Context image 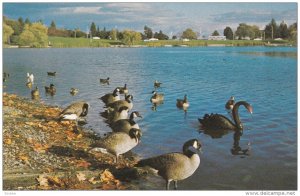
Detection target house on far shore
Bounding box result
[182,38,190,42]
[92,37,100,40]
[208,35,226,40]
[144,38,159,42]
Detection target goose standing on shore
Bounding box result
[110,111,142,133]
[59,101,89,125]
[198,101,253,131]
[31,86,39,99]
[90,128,142,163]
[136,139,202,190]
[106,106,129,124]
[106,94,134,112]
[100,88,120,105]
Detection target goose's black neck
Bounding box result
[183,140,197,158]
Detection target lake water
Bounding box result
[3,46,297,190]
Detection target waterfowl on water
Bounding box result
[118,84,128,95]
[45,84,56,95]
[27,73,34,84]
[100,88,120,105]
[3,72,9,82]
[26,82,33,89]
[176,94,189,109]
[90,128,142,163]
[59,101,89,125]
[135,139,202,190]
[100,77,110,85]
[70,88,79,96]
[154,80,162,88]
[47,72,56,76]
[150,91,164,103]
[110,111,142,134]
[225,96,235,112]
[198,101,253,131]
[31,86,40,98]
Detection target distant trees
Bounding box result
[90,22,97,37]
[110,28,117,40]
[212,30,220,36]
[18,22,48,47]
[3,23,14,44]
[154,30,169,40]
[223,27,233,40]
[181,28,197,39]
[278,21,289,39]
[122,30,142,45]
[235,23,261,40]
[144,26,153,39]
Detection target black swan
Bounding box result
[198,101,253,131]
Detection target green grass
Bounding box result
[47,36,293,48]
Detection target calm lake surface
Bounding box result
[3,46,297,190]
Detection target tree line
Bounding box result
[3,16,297,47]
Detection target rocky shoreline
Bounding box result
[3,93,157,190]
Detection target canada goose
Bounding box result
[225,96,235,112]
[47,71,56,76]
[106,106,129,124]
[154,80,162,88]
[176,94,189,110]
[100,77,110,85]
[59,101,89,125]
[150,91,164,103]
[26,82,33,89]
[90,128,142,163]
[27,73,34,84]
[110,111,142,133]
[118,84,129,95]
[136,139,202,190]
[31,86,40,99]
[106,94,133,112]
[70,88,79,96]
[45,84,56,95]
[99,88,120,105]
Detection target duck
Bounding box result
[150,91,164,103]
[26,82,33,89]
[100,77,110,85]
[59,101,89,125]
[106,94,133,112]
[135,139,202,190]
[99,88,120,105]
[27,73,34,84]
[176,94,189,110]
[110,111,142,133]
[106,106,129,124]
[47,71,56,76]
[90,128,142,163]
[70,88,79,96]
[118,84,128,95]
[44,84,56,95]
[31,86,40,98]
[198,101,253,131]
[154,80,162,88]
[225,96,235,112]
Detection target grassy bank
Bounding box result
[2,93,153,190]
[47,36,293,48]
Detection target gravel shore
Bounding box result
[3,93,157,190]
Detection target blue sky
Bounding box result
[3,2,298,37]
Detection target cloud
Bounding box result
[55,6,103,15]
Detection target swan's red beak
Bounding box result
[247,105,253,114]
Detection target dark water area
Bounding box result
[3,46,297,190]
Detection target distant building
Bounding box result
[208,35,226,40]
[92,37,100,40]
[182,38,190,42]
[144,38,159,42]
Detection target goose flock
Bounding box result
[12,72,253,190]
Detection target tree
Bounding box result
[181,28,197,39]
[212,30,220,36]
[110,28,117,40]
[264,18,278,39]
[172,35,177,40]
[223,27,233,40]
[18,22,48,47]
[154,30,169,40]
[18,17,24,32]
[278,21,289,39]
[235,23,260,40]
[25,18,31,25]
[90,22,97,37]
[288,22,297,41]
[18,24,36,46]
[122,30,141,45]
[144,26,153,39]
[50,20,56,29]
[3,23,14,44]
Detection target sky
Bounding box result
[3,2,298,37]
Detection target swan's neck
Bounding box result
[232,101,248,130]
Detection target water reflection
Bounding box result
[151,101,164,111]
[240,51,297,59]
[231,131,251,157]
